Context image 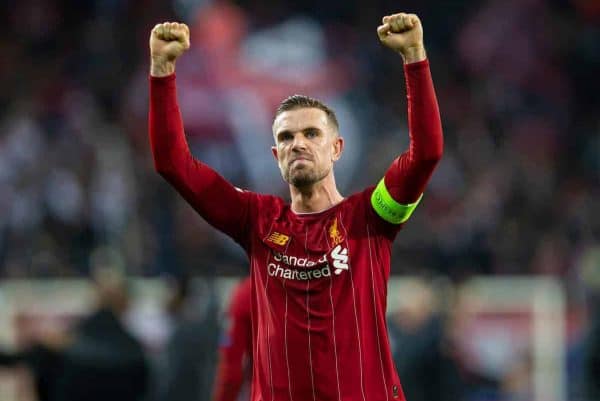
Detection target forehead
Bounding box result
[272,107,331,135]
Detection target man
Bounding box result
[213,277,252,401]
[0,265,149,401]
[55,265,149,401]
[152,274,219,401]
[387,279,463,401]
[149,12,443,401]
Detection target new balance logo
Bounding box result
[331,245,349,275]
[267,232,290,246]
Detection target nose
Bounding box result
[292,133,307,150]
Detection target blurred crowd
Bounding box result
[0,0,598,281]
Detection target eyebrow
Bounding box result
[276,127,323,142]
[304,127,321,134]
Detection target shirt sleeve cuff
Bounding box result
[403,58,429,71]
[149,73,176,84]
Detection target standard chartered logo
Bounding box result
[268,246,349,280]
[267,263,331,280]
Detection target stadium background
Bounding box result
[0,0,598,400]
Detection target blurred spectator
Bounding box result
[580,244,600,400]
[151,273,219,401]
[0,253,149,401]
[54,259,149,401]
[387,278,463,401]
[213,277,252,401]
[583,309,600,400]
[0,334,66,401]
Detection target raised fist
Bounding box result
[377,13,425,62]
[150,22,190,62]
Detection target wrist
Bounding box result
[150,56,176,77]
[400,45,427,64]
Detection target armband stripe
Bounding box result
[370,179,423,224]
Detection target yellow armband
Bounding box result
[370,179,423,224]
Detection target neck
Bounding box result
[289,172,344,214]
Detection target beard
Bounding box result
[282,163,329,188]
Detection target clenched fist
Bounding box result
[377,13,426,64]
[150,22,190,77]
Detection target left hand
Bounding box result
[377,13,426,63]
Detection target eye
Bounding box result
[305,129,319,138]
[279,132,293,142]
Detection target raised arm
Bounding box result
[371,13,443,225]
[149,22,252,247]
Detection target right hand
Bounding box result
[149,22,190,76]
[377,13,426,63]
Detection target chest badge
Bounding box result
[328,217,345,247]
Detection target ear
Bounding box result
[332,136,344,162]
[271,146,279,161]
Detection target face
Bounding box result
[272,108,343,188]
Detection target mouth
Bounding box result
[289,157,312,166]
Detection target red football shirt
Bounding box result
[149,60,443,401]
[243,187,405,401]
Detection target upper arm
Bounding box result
[149,74,255,249]
[367,149,439,229]
[370,177,423,225]
[160,157,255,249]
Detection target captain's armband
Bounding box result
[370,179,423,224]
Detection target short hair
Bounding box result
[275,94,339,130]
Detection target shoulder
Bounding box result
[340,187,376,212]
[253,193,288,216]
[343,186,404,240]
[234,189,286,214]
[243,192,291,234]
